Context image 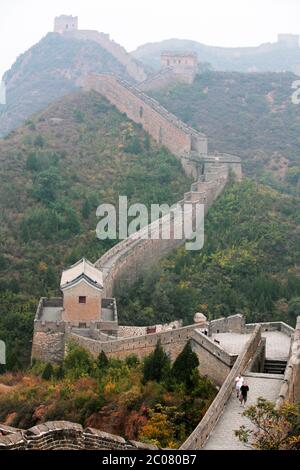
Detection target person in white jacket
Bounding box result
[234,374,244,398]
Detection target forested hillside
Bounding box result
[119,180,300,327]
[0,90,190,368]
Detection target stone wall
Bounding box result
[69,324,199,362]
[83,73,208,178]
[96,169,228,298]
[245,321,295,336]
[118,320,182,337]
[191,330,237,386]
[180,325,262,449]
[276,316,300,407]
[208,314,245,336]
[62,281,102,325]
[69,320,238,386]
[0,421,158,450]
[31,331,65,364]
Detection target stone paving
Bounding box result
[203,374,283,450]
[212,331,290,360]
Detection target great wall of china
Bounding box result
[1,30,300,448]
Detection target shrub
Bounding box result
[125,354,140,368]
[26,153,40,171]
[64,342,93,379]
[42,363,54,380]
[34,134,44,148]
[97,351,109,370]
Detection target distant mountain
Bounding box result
[131,38,300,75]
[0,31,146,137]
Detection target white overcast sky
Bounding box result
[0,0,299,79]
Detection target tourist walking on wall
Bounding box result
[239,382,249,406]
[234,374,244,398]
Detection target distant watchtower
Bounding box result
[54,15,78,34]
[160,51,198,83]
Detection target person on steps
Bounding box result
[239,382,249,406]
[234,374,244,398]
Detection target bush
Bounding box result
[125,354,140,368]
[26,153,40,171]
[288,297,300,323]
[97,351,109,369]
[64,342,93,379]
[34,134,44,148]
[42,363,54,380]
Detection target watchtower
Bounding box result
[160,51,198,83]
[54,15,78,34]
[60,258,103,325]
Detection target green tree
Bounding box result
[143,340,170,383]
[42,362,54,380]
[235,398,300,450]
[55,365,65,380]
[97,350,109,369]
[34,134,45,148]
[171,341,199,389]
[26,153,40,171]
[288,297,300,324]
[32,167,61,203]
[64,342,93,379]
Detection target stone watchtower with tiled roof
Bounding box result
[31,258,118,363]
[61,258,103,325]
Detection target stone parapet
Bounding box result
[180,325,262,449]
[276,316,300,407]
[0,421,158,450]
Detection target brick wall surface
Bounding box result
[276,316,300,407]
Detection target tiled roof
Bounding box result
[60,258,103,289]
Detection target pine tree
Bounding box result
[97,350,109,369]
[171,341,199,389]
[42,362,54,380]
[143,340,170,383]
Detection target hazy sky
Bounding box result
[1,0,299,79]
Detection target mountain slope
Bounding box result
[0,32,143,137]
[132,38,300,74]
[118,180,300,327]
[150,71,300,193]
[0,90,190,368]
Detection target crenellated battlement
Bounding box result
[0,421,159,450]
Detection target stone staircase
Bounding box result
[264,359,287,375]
